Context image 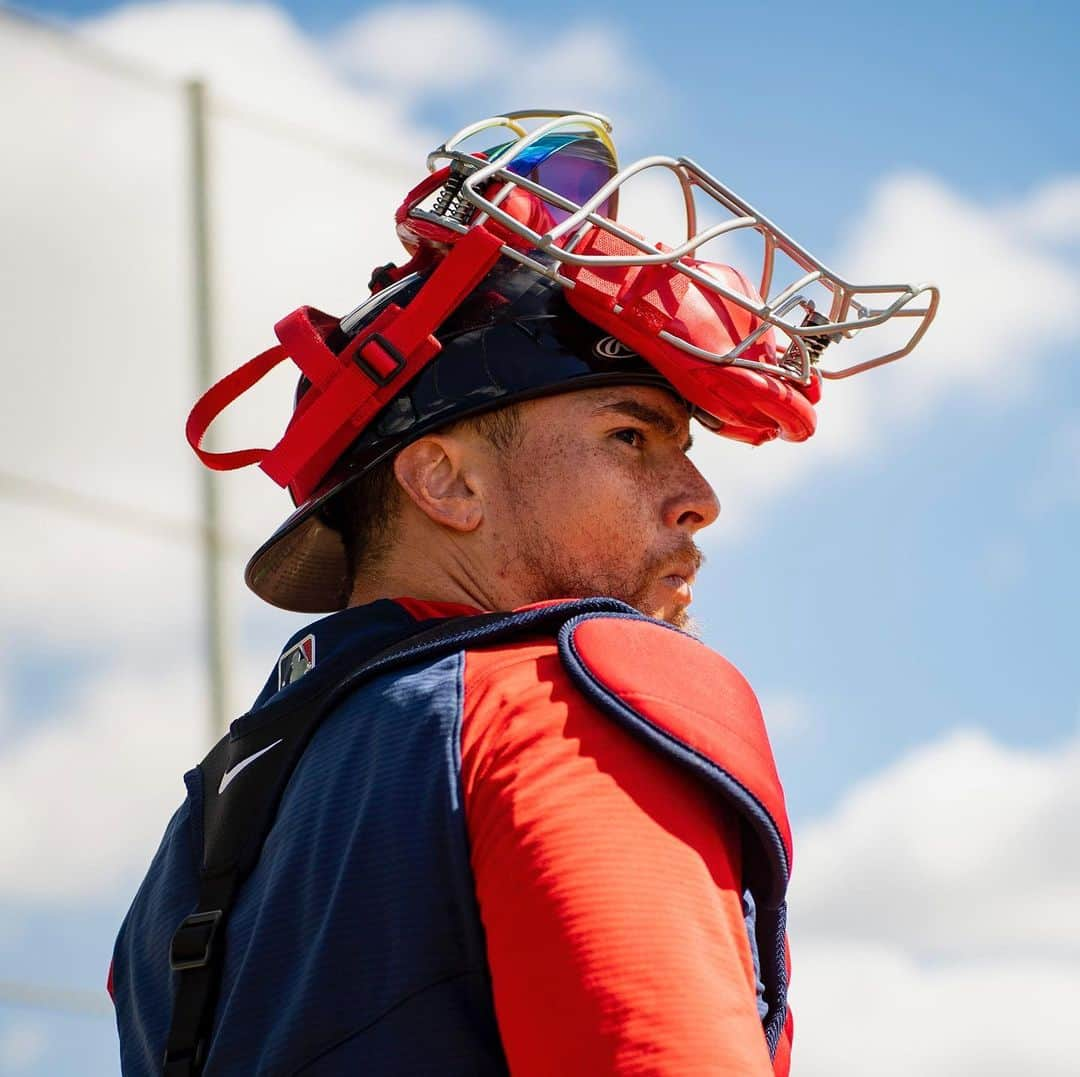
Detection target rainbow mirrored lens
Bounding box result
[483,133,617,224]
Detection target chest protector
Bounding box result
[161,600,793,1076]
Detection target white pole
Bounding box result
[186,78,229,740]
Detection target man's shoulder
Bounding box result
[463,634,563,682]
[460,613,753,705]
[456,613,757,747]
[459,638,575,746]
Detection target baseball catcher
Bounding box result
[109,109,937,1075]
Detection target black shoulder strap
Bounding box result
[162,598,630,1075]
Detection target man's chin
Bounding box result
[639,580,698,634]
[637,595,699,636]
[662,605,699,635]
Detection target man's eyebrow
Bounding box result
[593,399,694,451]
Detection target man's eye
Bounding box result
[613,428,645,448]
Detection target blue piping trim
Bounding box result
[556,611,791,1057]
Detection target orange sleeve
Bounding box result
[461,643,774,1076]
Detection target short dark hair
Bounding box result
[333,403,525,599]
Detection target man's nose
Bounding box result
[664,458,720,532]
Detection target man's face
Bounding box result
[481,385,719,629]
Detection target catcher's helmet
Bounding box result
[187,110,939,612]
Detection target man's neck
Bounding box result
[347,540,512,612]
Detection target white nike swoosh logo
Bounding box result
[218,738,284,794]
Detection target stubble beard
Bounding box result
[511,525,701,635]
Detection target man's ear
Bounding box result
[392,434,484,533]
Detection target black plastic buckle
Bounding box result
[169,909,223,971]
[368,261,398,293]
[352,332,406,386]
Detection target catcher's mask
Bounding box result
[187,109,939,613]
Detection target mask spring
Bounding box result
[801,310,841,360]
[779,309,838,374]
[430,163,477,226]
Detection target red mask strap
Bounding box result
[185,225,505,501]
[185,344,290,471]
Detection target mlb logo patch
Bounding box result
[278,634,316,690]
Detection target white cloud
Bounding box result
[0,1018,47,1073]
[82,1,428,157]
[0,3,410,652]
[331,3,504,95]
[0,648,272,904]
[790,728,1080,960]
[1,500,203,649]
[1004,176,1080,243]
[532,23,635,108]
[758,690,813,742]
[791,941,1080,1077]
[840,173,1080,411]
[329,2,660,126]
[786,727,1080,1074]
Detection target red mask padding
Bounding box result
[562,227,819,444]
[480,185,559,250]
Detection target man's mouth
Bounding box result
[660,568,695,604]
[650,547,703,610]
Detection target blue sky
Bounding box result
[19,0,1080,234]
[2,1,1078,1073]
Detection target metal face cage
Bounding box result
[409,109,940,387]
